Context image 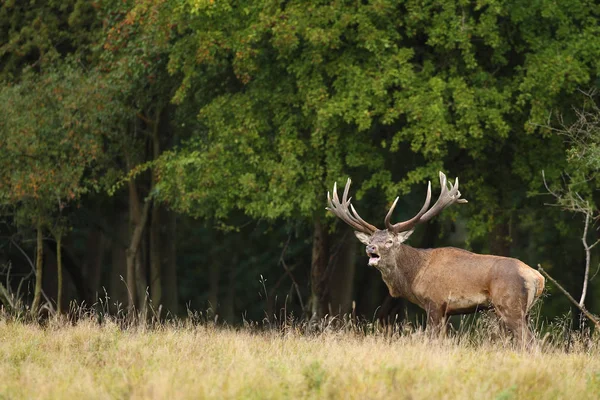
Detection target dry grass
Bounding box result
[0,317,599,400]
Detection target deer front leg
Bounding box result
[425,303,448,339]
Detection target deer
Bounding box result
[326,172,545,346]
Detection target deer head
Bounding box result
[326,172,467,270]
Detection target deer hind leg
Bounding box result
[493,298,534,349]
[490,275,537,349]
[496,308,533,347]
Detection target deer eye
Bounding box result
[386,239,393,245]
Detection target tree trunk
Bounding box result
[580,212,593,308]
[222,255,237,324]
[208,261,220,317]
[126,178,151,315]
[162,210,178,315]
[150,203,162,309]
[126,186,137,312]
[328,232,356,316]
[489,216,511,256]
[135,239,148,320]
[126,250,137,312]
[45,240,94,306]
[309,219,330,321]
[56,234,63,315]
[149,112,162,310]
[83,229,105,301]
[31,220,44,315]
[110,212,129,311]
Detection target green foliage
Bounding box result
[98,0,190,201]
[98,0,175,108]
[150,0,600,240]
[0,0,100,80]
[0,61,126,226]
[561,94,600,174]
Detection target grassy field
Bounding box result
[1,319,599,400]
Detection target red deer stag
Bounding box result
[326,172,545,345]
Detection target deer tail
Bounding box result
[535,272,546,298]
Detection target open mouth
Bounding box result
[367,252,380,266]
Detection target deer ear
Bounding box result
[354,231,371,245]
[396,229,414,243]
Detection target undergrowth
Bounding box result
[1,284,599,399]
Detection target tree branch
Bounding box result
[127,199,152,259]
[588,239,600,251]
[580,212,592,306]
[279,234,304,312]
[537,265,600,329]
[10,238,53,307]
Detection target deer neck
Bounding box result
[381,244,430,301]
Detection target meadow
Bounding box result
[1,316,599,400]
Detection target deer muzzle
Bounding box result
[366,244,380,267]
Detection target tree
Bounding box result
[540,91,600,325]
[0,63,125,314]
[98,0,184,316]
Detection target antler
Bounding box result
[419,171,468,222]
[384,181,432,233]
[327,178,378,235]
[386,171,468,234]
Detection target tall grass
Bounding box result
[0,306,599,400]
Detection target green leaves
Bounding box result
[0,0,101,80]
[148,0,599,232]
[0,61,126,226]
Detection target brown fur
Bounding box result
[330,174,545,347]
[357,230,545,346]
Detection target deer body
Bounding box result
[327,172,545,345]
[372,242,544,338]
[412,248,544,315]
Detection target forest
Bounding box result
[1,0,600,332]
